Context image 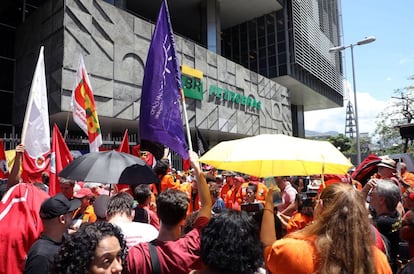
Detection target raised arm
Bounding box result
[7,144,24,189]
[261,187,276,247]
[189,151,211,220]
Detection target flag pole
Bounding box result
[63,111,70,140]
[180,90,193,152]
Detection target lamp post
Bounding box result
[329,36,376,165]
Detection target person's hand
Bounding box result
[361,178,377,198]
[188,151,200,170]
[15,144,25,154]
[366,178,377,190]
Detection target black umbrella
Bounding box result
[59,150,159,185]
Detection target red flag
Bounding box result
[132,144,141,157]
[117,130,131,192]
[49,124,73,196]
[21,47,50,183]
[72,55,102,152]
[132,144,154,167]
[0,139,9,179]
[183,158,190,172]
[0,183,49,273]
[118,129,130,154]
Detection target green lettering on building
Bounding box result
[208,84,262,110]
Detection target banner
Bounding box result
[139,0,188,160]
[194,127,208,156]
[117,129,131,192]
[72,55,102,152]
[118,129,130,154]
[21,46,51,183]
[49,124,73,196]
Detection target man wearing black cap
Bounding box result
[23,194,81,274]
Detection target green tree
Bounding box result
[374,76,414,153]
[327,134,352,153]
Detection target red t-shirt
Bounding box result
[127,216,209,274]
[0,183,49,273]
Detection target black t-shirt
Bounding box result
[373,211,401,271]
[24,235,62,274]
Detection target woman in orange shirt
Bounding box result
[153,158,181,194]
[261,183,392,274]
[276,193,314,234]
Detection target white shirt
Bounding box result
[277,183,297,214]
[112,221,158,249]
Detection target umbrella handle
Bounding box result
[321,162,325,189]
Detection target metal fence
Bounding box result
[1,132,185,171]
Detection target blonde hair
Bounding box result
[290,183,376,274]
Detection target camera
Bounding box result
[241,202,262,213]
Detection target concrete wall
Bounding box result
[14,0,292,138]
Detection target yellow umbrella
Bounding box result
[199,134,353,177]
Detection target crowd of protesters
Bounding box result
[2,144,414,273]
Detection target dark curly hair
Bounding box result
[52,222,128,274]
[200,210,263,274]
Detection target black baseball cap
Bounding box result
[40,193,81,219]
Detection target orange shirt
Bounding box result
[220,183,231,201]
[160,174,181,193]
[73,205,97,224]
[224,185,242,209]
[402,171,414,187]
[264,237,392,274]
[238,182,268,204]
[150,175,181,196]
[180,182,200,214]
[286,213,313,234]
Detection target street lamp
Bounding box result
[329,36,376,165]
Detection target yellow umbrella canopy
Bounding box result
[199,134,353,178]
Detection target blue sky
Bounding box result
[305,0,414,136]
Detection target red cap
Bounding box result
[74,188,94,199]
[234,176,245,184]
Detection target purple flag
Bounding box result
[139,0,189,160]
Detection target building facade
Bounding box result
[0,0,343,152]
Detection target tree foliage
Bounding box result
[374,76,414,154]
[327,134,352,153]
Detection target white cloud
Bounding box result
[399,55,414,65]
[304,92,388,136]
[386,77,392,81]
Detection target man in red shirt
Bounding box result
[127,151,211,274]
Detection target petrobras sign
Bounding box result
[208,85,262,110]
